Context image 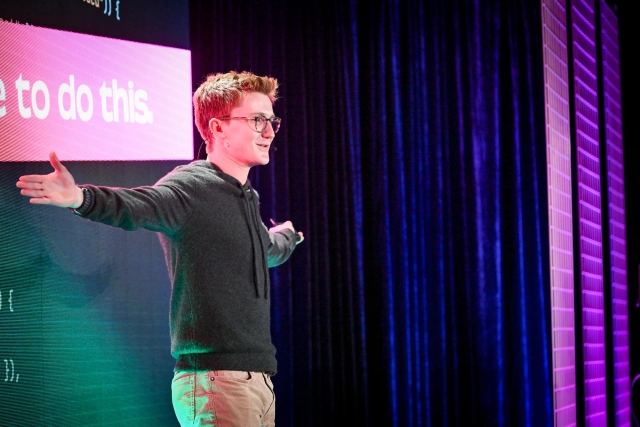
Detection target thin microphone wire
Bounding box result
[197,140,206,160]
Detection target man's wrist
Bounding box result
[69,186,84,209]
[70,187,92,216]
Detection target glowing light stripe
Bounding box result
[542,0,578,425]
[601,2,630,424]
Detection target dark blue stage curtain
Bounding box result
[190,0,552,425]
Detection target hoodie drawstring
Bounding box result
[242,187,269,299]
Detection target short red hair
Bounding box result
[193,71,279,145]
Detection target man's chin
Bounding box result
[250,159,270,168]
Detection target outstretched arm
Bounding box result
[15,151,194,234]
[16,151,83,208]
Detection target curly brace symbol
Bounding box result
[104,0,121,20]
[4,359,15,382]
[0,290,11,312]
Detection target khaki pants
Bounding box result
[171,370,276,427]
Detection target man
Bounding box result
[16,71,303,426]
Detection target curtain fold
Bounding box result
[190,0,552,425]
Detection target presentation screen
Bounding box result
[1,1,191,425]
[0,21,192,161]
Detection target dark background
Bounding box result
[618,2,640,416]
[1,0,638,425]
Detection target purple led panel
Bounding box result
[542,1,577,425]
[570,0,607,424]
[601,1,631,425]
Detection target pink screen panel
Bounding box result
[541,0,577,425]
[0,21,193,161]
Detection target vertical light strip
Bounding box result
[600,2,631,425]
[570,0,608,424]
[541,1,577,426]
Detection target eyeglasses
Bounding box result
[215,115,282,133]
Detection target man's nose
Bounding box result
[262,121,276,137]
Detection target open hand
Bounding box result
[16,152,84,208]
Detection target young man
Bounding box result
[16,71,303,426]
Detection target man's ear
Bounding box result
[208,118,224,139]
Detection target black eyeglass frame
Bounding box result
[215,115,282,133]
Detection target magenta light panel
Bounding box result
[601,1,631,425]
[570,0,607,425]
[542,0,577,425]
[0,21,193,161]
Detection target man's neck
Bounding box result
[206,152,250,185]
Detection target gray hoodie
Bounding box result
[79,160,297,374]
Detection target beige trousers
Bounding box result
[171,370,276,427]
